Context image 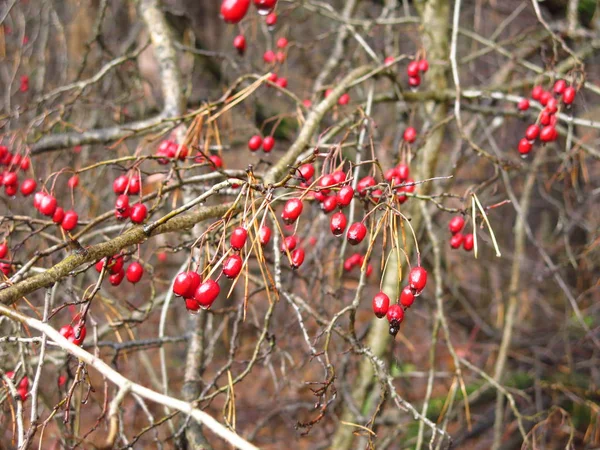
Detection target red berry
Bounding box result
[321,195,338,213]
[223,254,243,278]
[282,198,303,224]
[0,262,11,275]
[386,303,404,325]
[290,248,305,269]
[336,185,354,207]
[209,155,223,168]
[553,79,566,95]
[330,211,347,236]
[562,86,576,105]
[539,110,552,126]
[372,292,390,318]
[408,75,421,87]
[396,164,410,181]
[173,271,201,298]
[417,59,429,72]
[450,233,464,249]
[356,176,375,196]
[262,136,275,152]
[0,243,7,259]
[185,297,200,312]
[253,0,277,14]
[109,269,125,286]
[400,285,415,308]
[230,226,248,250]
[61,210,78,231]
[403,127,417,143]
[448,216,465,234]
[59,324,73,340]
[2,171,17,187]
[130,203,148,224]
[114,195,130,220]
[407,61,419,77]
[525,125,540,141]
[20,178,36,196]
[545,97,558,114]
[517,98,530,111]
[70,324,86,346]
[384,56,395,65]
[518,138,533,155]
[276,37,288,48]
[39,194,57,216]
[463,233,474,251]
[347,222,367,245]
[126,262,144,283]
[113,175,128,194]
[275,77,287,88]
[338,93,350,105]
[263,50,275,63]
[221,0,250,23]
[539,90,552,106]
[259,226,272,246]
[298,163,314,181]
[540,125,557,142]
[194,279,220,308]
[408,266,427,293]
[281,235,298,253]
[19,157,30,171]
[267,72,278,84]
[233,34,246,54]
[68,175,79,189]
[248,135,263,152]
[109,255,124,274]
[318,174,335,193]
[531,85,543,100]
[265,12,277,26]
[128,175,141,194]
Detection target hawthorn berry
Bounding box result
[448,216,465,234]
[553,79,566,95]
[356,176,375,196]
[282,198,303,224]
[128,175,141,194]
[330,211,347,236]
[525,125,540,141]
[173,271,201,298]
[407,61,419,77]
[417,59,429,72]
[321,196,338,213]
[518,138,533,155]
[68,175,79,189]
[280,235,298,253]
[20,178,36,196]
[346,222,367,245]
[3,171,17,187]
[233,34,246,55]
[539,90,552,106]
[562,87,576,105]
[0,243,7,259]
[263,50,276,63]
[276,37,288,48]
[372,292,390,318]
[384,56,395,65]
[185,297,200,312]
[52,207,65,224]
[408,75,421,87]
[113,175,129,194]
[318,174,334,193]
[114,195,130,219]
[220,0,250,23]
[265,12,277,26]
[0,262,11,275]
[531,85,543,100]
[545,97,558,114]
[336,185,354,207]
[290,248,305,269]
[19,157,30,171]
[109,269,125,286]
[276,77,287,88]
[223,254,243,278]
[539,110,552,126]
[39,194,57,216]
[463,233,474,251]
[248,135,263,152]
[267,72,278,84]
[209,155,223,168]
[130,203,148,224]
[331,170,346,184]
[450,233,464,249]
[338,93,350,105]
[126,262,144,283]
[400,285,415,308]
[61,210,78,231]
[386,304,404,337]
[194,279,220,308]
[262,136,275,152]
[253,0,277,14]
[403,127,417,143]
[396,164,410,181]
[540,125,557,142]
[230,226,248,250]
[4,184,17,196]
[298,163,314,181]
[517,98,530,111]
[408,266,427,293]
[259,226,272,246]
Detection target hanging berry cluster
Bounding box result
[447,216,474,251]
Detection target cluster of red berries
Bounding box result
[517,80,577,155]
[59,322,87,346]
[384,162,416,204]
[0,241,11,276]
[248,135,276,153]
[406,58,429,88]
[4,371,29,401]
[447,216,473,251]
[32,191,79,231]
[0,146,33,197]
[343,252,373,276]
[221,0,278,25]
[112,173,147,223]
[95,255,144,285]
[156,139,189,164]
[372,266,428,337]
[324,88,351,106]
